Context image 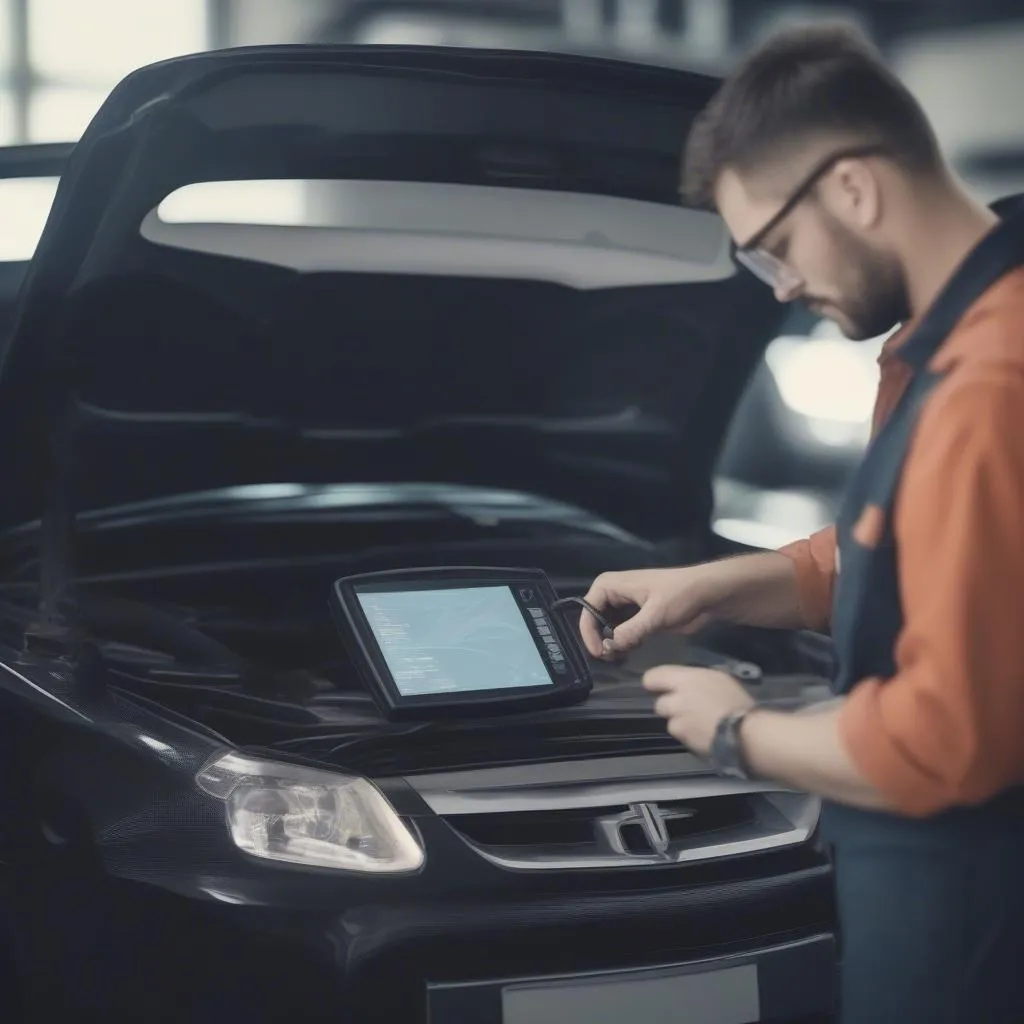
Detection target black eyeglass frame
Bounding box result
[734,142,890,257]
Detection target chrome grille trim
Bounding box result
[400,754,820,871]
[467,822,814,870]
[414,772,790,816]
[404,751,732,814]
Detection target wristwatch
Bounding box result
[708,706,756,779]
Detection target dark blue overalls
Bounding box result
[823,198,1024,1022]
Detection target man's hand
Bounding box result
[578,568,715,660]
[643,666,893,811]
[642,665,755,757]
[580,552,808,660]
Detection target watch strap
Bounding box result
[710,706,756,779]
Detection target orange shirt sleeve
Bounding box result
[838,373,1024,816]
[778,527,837,633]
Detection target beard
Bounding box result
[809,217,910,341]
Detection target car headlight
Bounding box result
[196,751,424,873]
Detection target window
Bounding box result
[28,0,206,83]
[1,0,207,144]
[27,85,111,142]
[0,91,15,146]
[0,0,15,143]
[0,0,11,71]
[0,175,60,260]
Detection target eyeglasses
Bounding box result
[732,143,889,291]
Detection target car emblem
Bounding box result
[631,802,670,856]
[597,801,695,860]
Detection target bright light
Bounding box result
[0,176,60,261]
[223,484,308,501]
[713,517,812,549]
[157,180,309,225]
[147,179,734,288]
[802,416,871,449]
[712,480,834,549]
[765,332,879,425]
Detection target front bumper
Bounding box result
[333,859,836,1021]
[10,846,836,1022]
[429,933,836,1024]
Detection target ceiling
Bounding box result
[301,0,1024,62]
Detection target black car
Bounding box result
[0,45,837,1023]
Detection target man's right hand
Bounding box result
[579,567,715,659]
[579,551,808,660]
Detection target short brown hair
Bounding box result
[682,23,942,208]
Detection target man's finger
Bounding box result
[642,665,688,692]
[653,693,685,719]
[579,577,617,657]
[665,717,690,744]
[578,608,606,658]
[604,605,657,656]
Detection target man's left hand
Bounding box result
[642,665,755,757]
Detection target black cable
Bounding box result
[550,595,615,640]
[551,595,762,682]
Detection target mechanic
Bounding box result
[579,24,1024,1024]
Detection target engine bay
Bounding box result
[0,493,834,775]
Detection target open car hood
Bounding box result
[0,45,786,620]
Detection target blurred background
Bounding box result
[3,0,1024,547]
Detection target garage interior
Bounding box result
[3,0,1024,543]
[1,3,1023,1022]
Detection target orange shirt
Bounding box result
[780,266,1024,817]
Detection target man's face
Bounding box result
[715,163,910,340]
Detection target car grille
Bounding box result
[405,753,820,871]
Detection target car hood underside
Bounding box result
[0,45,783,556]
